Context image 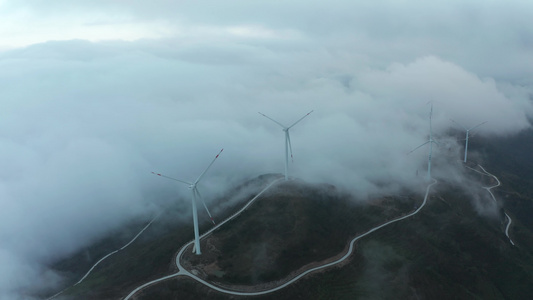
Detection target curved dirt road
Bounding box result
[465,164,514,245]
[124,179,437,299]
[46,213,160,300]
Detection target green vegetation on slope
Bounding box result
[181,180,415,286]
[50,129,533,300]
[47,174,281,300]
[140,181,533,300]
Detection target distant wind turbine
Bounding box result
[259,111,313,181]
[152,148,223,255]
[409,103,438,181]
[450,119,487,163]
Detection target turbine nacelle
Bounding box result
[259,111,313,181]
[151,148,223,255]
[410,103,437,181]
[450,119,487,163]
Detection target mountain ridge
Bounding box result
[45,131,533,300]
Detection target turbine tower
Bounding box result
[152,148,223,255]
[409,103,438,181]
[450,119,486,163]
[259,111,313,181]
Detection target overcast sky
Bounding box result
[1,1,532,299]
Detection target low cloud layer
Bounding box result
[0,1,532,298]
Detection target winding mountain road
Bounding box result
[124,178,437,299]
[465,164,514,245]
[476,165,515,246]
[46,213,161,300]
[50,164,514,299]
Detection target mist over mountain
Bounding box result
[1,1,532,299]
[47,133,533,299]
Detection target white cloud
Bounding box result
[0,1,532,298]
[357,56,530,134]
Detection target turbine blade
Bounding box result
[288,110,313,129]
[194,188,215,225]
[151,172,191,185]
[429,103,433,135]
[287,131,294,162]
[258,112,287,128]
[450,119,467,130]
[194,148,223,184]
[407,141,430,155]
[468,121,487,131]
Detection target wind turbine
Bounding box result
[151,148,223,255]
[450,119,486,163]
[409,103,438,181]
[259,111,313,181]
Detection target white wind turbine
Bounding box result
[259,111,313,181]
[152,148,223,255]
[409,103,438,181]
[450,119,487,163]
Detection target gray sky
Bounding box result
[1,1,532,298]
